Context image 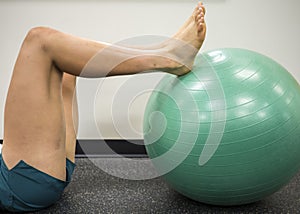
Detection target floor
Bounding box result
[11,158,300,213]
[27,158,300,214]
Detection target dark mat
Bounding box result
[5,158,300,213]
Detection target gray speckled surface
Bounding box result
[16,158,300,213]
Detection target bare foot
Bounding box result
[173,2,206,42]
[108,2,206,76]
[175,2,206,49]
[158,2,206,76]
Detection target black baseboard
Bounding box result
[0,139,147,158]
[76,139,147,158]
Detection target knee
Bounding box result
[24,27,56,51]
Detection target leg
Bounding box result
[2,28,68,180]
[62,73,78,163]
[36,3,206,77]
[2,2,206,182]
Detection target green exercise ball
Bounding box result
[143,48,300,206]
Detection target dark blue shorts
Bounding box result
[0,154,76,212]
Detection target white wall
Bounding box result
[0,0,299,139]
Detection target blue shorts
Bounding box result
[0,154,76,212]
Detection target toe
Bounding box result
[198,24,203,33]
[198,18,204,25]
[197,17,205,32]
[195,9,203,21]
[194,5,202,20]
[198,2,206,15]
[196,12,204,23]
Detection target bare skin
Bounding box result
[62,73,78,163]
[2,2,206,181]
[121,2,206,75]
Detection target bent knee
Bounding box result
[24,27,56,52]
[25,26,56,41]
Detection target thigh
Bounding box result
[2,31,67,181]
[62,73,78,163]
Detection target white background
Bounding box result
[0,0,299,139]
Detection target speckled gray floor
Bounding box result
[7,158,300,213]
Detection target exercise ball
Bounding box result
[143,48,300,206]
